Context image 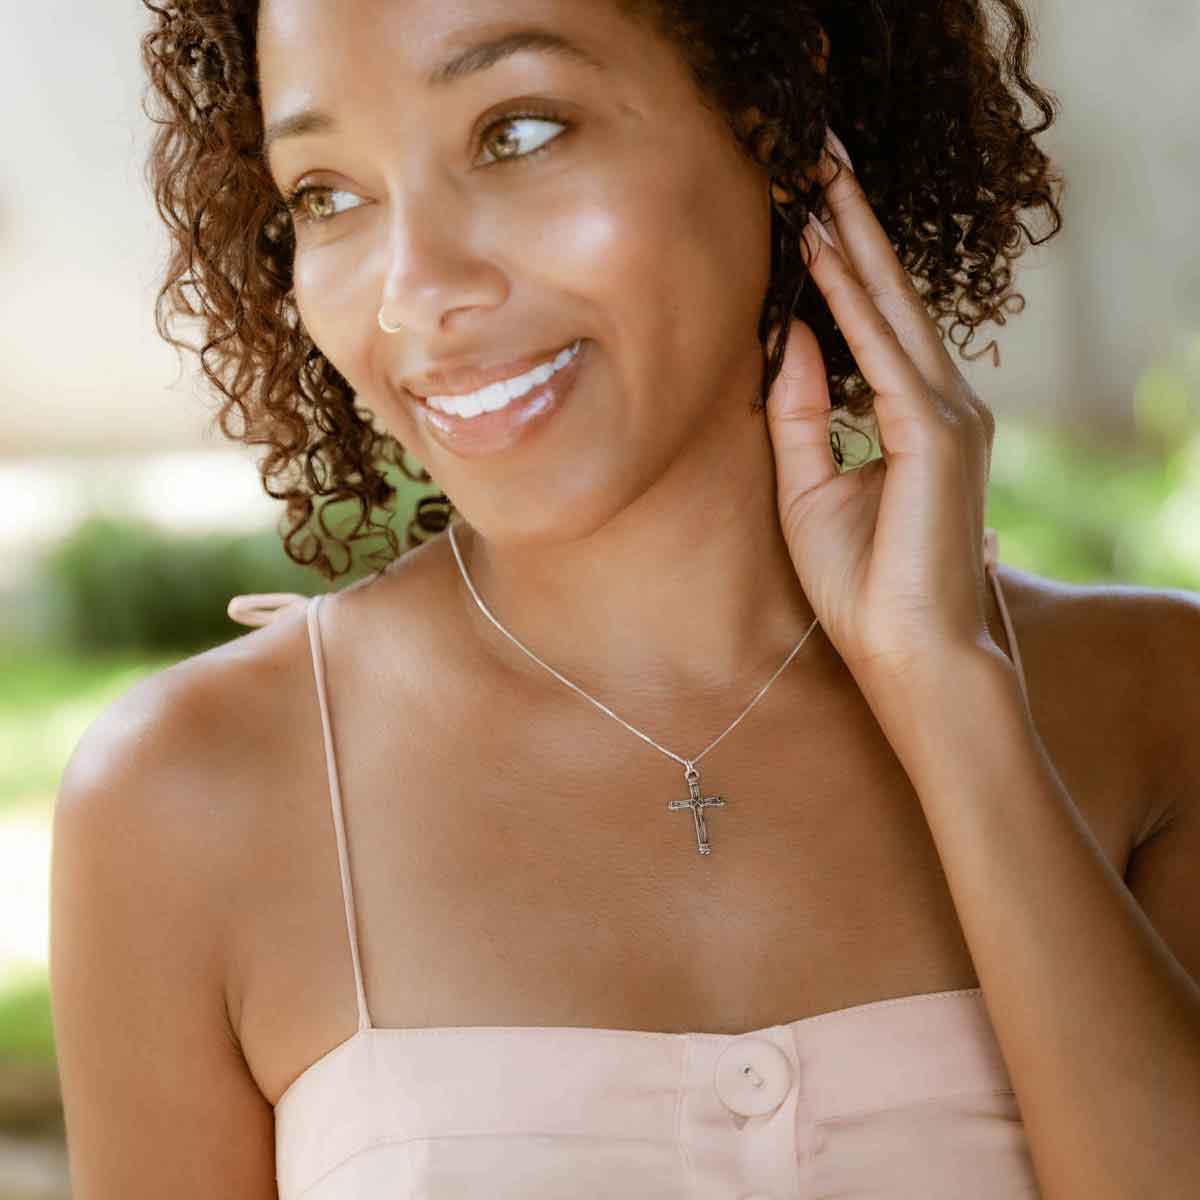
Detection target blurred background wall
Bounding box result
[1,2,1197,1196]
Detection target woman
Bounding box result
[50,0,1200,1197]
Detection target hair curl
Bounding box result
[139,0,1064,581]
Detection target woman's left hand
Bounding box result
[765,142,1001,686]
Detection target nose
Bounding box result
[376,187,508,336]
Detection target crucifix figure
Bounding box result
[667,763,727,856]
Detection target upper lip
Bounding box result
[403,340,579,399]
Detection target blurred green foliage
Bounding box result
[0,970,55,1065]
[15,472,439,656]
[30,515,320,655]
[987,421,1200,588]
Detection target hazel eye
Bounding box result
[284,186,365,227]
[477,112,568,166]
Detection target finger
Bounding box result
[801,218,943,450]
[814,144,957,394]
[764,319,840,492]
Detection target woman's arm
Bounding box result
[854,606,1200,1200]
[50,672,277,1199]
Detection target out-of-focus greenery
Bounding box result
[2,408,1199,1093]
[987,420,1200,588]
[16,471,439,656]
[0,970,55,1064]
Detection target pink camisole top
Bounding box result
[227,527,1040,1199]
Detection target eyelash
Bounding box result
[281,108,571,227]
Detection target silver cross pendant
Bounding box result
[667,763,726,855]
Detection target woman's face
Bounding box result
[258,0,774,543]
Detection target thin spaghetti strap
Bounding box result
[305,593,372,1034]
[982,528,1030,711]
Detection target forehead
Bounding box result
[257,0,643,94]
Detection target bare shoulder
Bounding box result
[54,597,325,1002]
[990,560,1200,847]
[63,537,455,954]
[49,610,320,1194]
[59,596,314,860]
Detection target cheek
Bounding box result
[529,162,748,350]
[682,154,774,334]
[510,172,675,313]
[569,154,770,388]
[291,244,375,380]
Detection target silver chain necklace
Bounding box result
[447,520,822,857]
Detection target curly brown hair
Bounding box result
[139,0,1064,581]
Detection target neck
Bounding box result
[449,388,823,703]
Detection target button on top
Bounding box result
[713,1037,794,1117]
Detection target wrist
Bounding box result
[857,636,1020,702]
[854,642,1029,762]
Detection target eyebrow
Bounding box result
[261,28,605,163]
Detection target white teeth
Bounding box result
[427,340,581,417]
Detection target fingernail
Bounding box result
[825,127,854,171]
[807,210,839,252]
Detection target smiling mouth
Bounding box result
[410,337,591,459]
[420,340,583,418]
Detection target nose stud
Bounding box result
[379,307,404,333]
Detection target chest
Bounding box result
[234,637,1140,1106]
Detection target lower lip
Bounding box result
[411,340,590,459]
